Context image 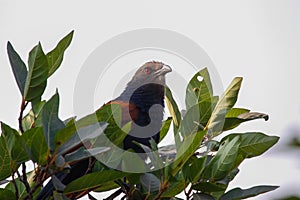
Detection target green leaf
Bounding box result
[221,132,279,161]
[47,30,74,77]
[159,117,172,142]
[1,122,28,163]
[0,137,11,180]
[206,77,243,138]
[42,92,65,152]
[64,170,128,194]
[64,146,110,163]
[223,110,269,132]
[185,67,213,110]
[219,185,279,200]
[182,156,207,183]
[7,42,28,95]
[22,110,35,132]
[171,130,206,176]
[202,136,241,181]
[140,173,161,193]
[161,172,186,197]
[0,189,15,200]
[192,181,227,193]
[121,151,147,172]
[21,127,48,164]
[5,179,26,198]
[24,42,49,101]
[193,193,215,200]
[165,87,181,130]
[56,122,108,156]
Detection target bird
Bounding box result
[36,61,172,199]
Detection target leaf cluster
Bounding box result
[0,32,279,200]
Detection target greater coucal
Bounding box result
[36,61,172,199]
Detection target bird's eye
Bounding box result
[144,68,152,74]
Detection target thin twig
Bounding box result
[10,168,19,200]
[18,99,28,133]
[22,163,32,199]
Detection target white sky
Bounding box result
[1,1,300,199]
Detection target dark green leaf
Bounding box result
[220,185,279,200]
[206,77,243,138]
[183,156,207,183]
[47,30,74,77]
[165,87,181,131]
[0,189,15,200]
[5,179,26,197]
[202,136,241,181]
[193,193,215,200]
[53,191,69,200]
[121,151,146,172]
[1,122,28,163]
[42,92,65,151]
[24,42,49,101]
[0,137,11,180]
[56,122,108,156]
[160,117,172,142]
[140,173,160,193]
[64,146,110,163]
[21,127,48,164]
[223,110,269,132]
[192,181,227,193]
[221,132,279,160]
[64,170,128,194]
[7,42,28,95]
[171,130,206,176]
[185,68,213,110]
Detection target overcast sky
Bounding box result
[1,1,300,199]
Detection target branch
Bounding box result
[10,164,19,200]
[18,99,27,133]
[22,163,32,199]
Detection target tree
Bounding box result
[0,31,279,200]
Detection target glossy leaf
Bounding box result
[0,137,11,180]
[56,122,108,156]
[206,77,243,138]
[24,42,49,101]
[221,132,279,160]
[0,189,15,200]
[5,179,26,198]
[7,42,27,95]
[1,122,28,163]
[185,67,213,110]
[171,130,206,176]
[21,127,48,164]
[47,30,74,77]
[193,193,215,200]
[160,117,172,142]
[182,156,206,183]
[165,87,181,130]
[64,146,110,163]
[42,92,65,151]
[140,173,160,193]
[220,185,279,200]
[64,170,128,194]
[202,136,241,181]
[223,110,269,132]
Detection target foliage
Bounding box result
[0,31,279,200]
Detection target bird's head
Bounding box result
[131,61,172,86]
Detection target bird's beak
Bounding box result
[156,64,172,75]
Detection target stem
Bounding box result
[22,163,32,199]
[10,167,19,200]
[18,99,27,133]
